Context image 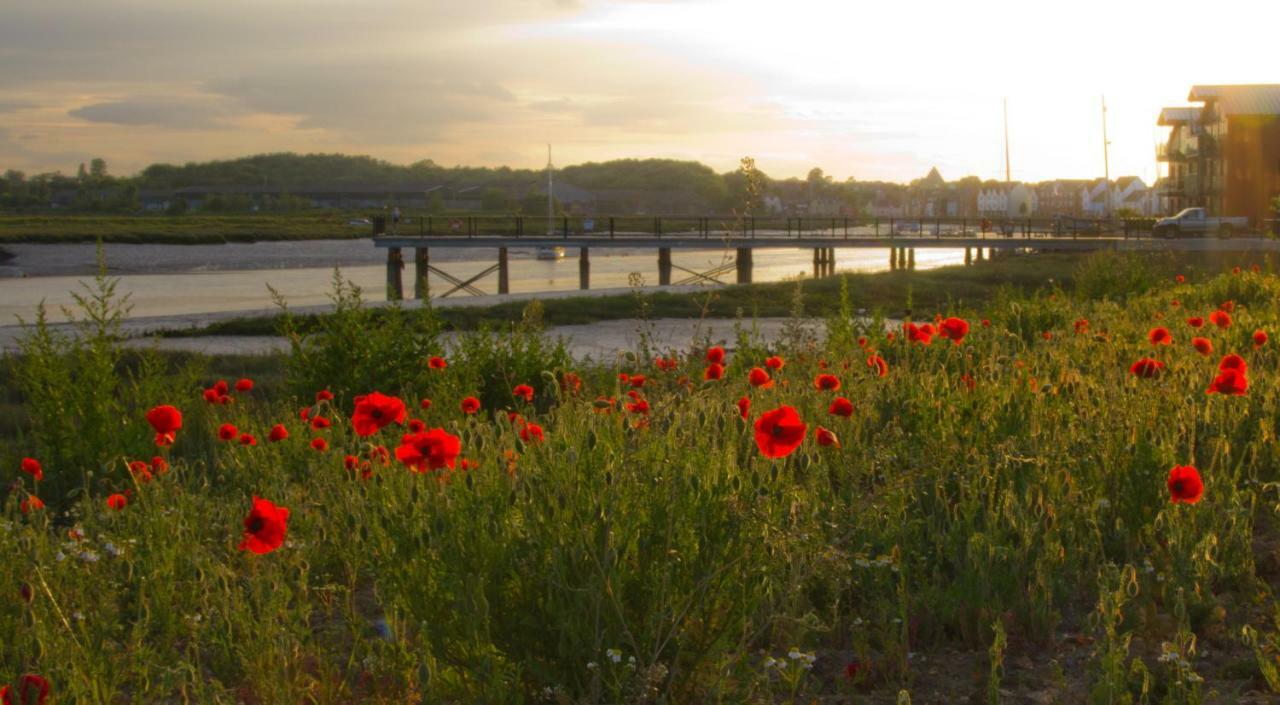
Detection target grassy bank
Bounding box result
[0,213,372,244]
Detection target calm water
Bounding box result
[0,245,967,324]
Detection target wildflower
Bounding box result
[1175,274,1185,283]
[268,424,289,442]
[939,317,969,344]
[16,674,50,705]
[627,374,646,388]
[299,406,311,421]
[1148,327,1172,346]
[343,455,360,471]
[1041,331,1053,340]
[959,373,976,391]
[704,363,725,381]
[748,367,774,388]
[1167,465,1203,504]
[513,384,535,403]
[1192,337,1213,356]
[829,397,854,417]
[1220,300,1235,312]
[20,458,43,482]
[1253,330,1268,348]
[560,372,583,394]
[310,438,329,452]
[238,433,257,447]
[238,496,289,554]
[1206,368,1248,395]
[106,494,128,511]
[20,496,44,514]
[1074,319,1089,334]
[814,373,841,391]
[461,396,481,414]
[1219,353,1247,373]
[420,398,433,410]
[981,319,991,327]
[408,418,426,433]
[127,460,152,483]
[217,423,238,441]
[213,380,229,396]
[607,648,622,664]
[316,389,334,402]
[705,346,726,365]
[234,378,254,392]
[844,661,864,680]
[753,405,808,459]
[1209,310,1232,329]
[310,416,331,430]
[150,456,169,475]
[145,405,183,446]
[395,428,462,472]
[1129,358,1165,379]
[867,355,888,378]
[625,398,650,415]
[519,422,545,443]
[427,356,448,369]
[765,355,785,370]
[815,426,840,447]
[1186,316,1204,328]
[736,396,750,419]
[351,392,408,437]
[905,322,933,345]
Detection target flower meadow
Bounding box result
[4,260,1280,703]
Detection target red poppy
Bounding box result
[513,384,535,403]
[127,460,153,483]
[1186,316,1204,328]
[316,389,334,402]
[461,396,481,414]
[343,454,360,471]
[20,496,44,514]
[299,406,311,421]
[815,426,839,447]
[753,405,808,459]
[1074,319,1089,334]
[106,493,128,511]
[704,363,725,381]
[351,392,408,436]
[560,372,583,394]
[150,456,169,475]
[1175,274,1186,283]
[217,423,238,441]
[15,674,50,705]
[238,433,257,447]
[238,496,289,554]
[867,355,888,378]
[1170,299,1181,307]
[618,373,630,384]
[1148,327,1172,346]
[705,346,726,365]
[1206,368,1248,395]
[234,378,254,393]
[1219,353,1247,373]
[213,380,229,396]
[370,445,391,466]
[748,367,774,388]
[959,373,976,391]
[939,317,969,344]
[20,457,43,482]
[427,356,448,369]
[857,336,868,347]
[267,424,289,442]
[1219,300,1235,312]
[420,398,433,411]
[146,405,183,446]
[981,319,991,328]
[1041,331,1053,340]
[1209,310,1232,329]
[1191,337,1213,356]
[829,397,854,417]
[814,373,841,391]
[395,428,462,472]
[629,374,647,388]
[625,398,650,415]
[310,416,331,430]
[765,355,785,370]
[519,423,545,443]
[310,437,329,452]
[202,388,221,404]
[1253,330,1268,348]
[1167,465,1203,504]
[905,322,933,345]
[736,396,750,419]
[844,661,864,681]
[1129,358,1165,378]
[507,411,524,425]
[408,418,426,433]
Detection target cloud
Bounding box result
[68,97,232,128]
[0,100,35,114]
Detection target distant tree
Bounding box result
[113,183,140,212]
[518,192,562,217]
[167,198,189,216]
[89,158,108,180]
[480,187,512,213]
[77,163,89,182]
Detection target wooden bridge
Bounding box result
[370,214,1279,300]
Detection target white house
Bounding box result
[1082,177,1150,216]
[978,183,1036,217]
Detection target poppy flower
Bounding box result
[310,416,331,430]
[815,426,840,447]
[519,423,545,443]
[625,398,650,415]
[1209,310,1232,329]
[238,496,289,554]
[316,389,334,402]
[20,496,44,514]
[704,363,725,381]
[15,675,50,705]
[1074,319,1089,334]
[1206,368,1248,395]
[150,456,169,475]
[405,418,423,433]
[202,388,221,404]
[748,367,774,388]
[867,355,888,378]
[844,661,864,681]
[343,454,360,471]
[1041,331,1053,340]
[238,433,257,447]
[217,423,238,441]
[1253,330,1268,348]
[905,322,933,345]
[106,493,128,511]
[1186,316,1204,328]
[420,398,433,411]
[705,346,726,365]
[1191,337,1213,356]
[618,373,630,384]
[427,356,448,369]
[981,319,991,328]
[234,378,254,392]
[814,373,841,391]
[395,428,462,472]
[461,396,481,414]
[1148,327,1172,345]
[20,457,43,482]
[213,380,229,396]
[939,317,969,344]
[145,405,183,446]
[736,396,750,419]
[1171,299,1181,307]
[310,437,329,452]
[560,372,583,394]
[765,355,785,370]
[127,460,153,483]
[1167,465,1203,504]
[1129,358,1165,378]
[753,405,808,459]
[1219,353,1247,373]
[513,384,535,403]
[370,445,391,466]
[959,373,976,391]
[1219,300,1235,312]
[352,391,408,437]
[267,424,289,442]
[629,374,647,388]
[829,397,854,417]
[1175,274,1186,283]
[857,336,868,348]
[299,406,311,421]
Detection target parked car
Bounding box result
[1153,208,1249,238]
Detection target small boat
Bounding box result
[536,246,566,260]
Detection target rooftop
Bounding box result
[1188,84,1280,116]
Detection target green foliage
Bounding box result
[1074,251,1166,301]
[447,301,573,413]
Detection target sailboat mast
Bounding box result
[546,144,554,236]
[1101,96,1111,217]
[1003,98,1011,184]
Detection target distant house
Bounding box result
[761,194,785,214]
[868,190,903,218]
[1078,177,1148,216]
[1035,180,1091,216]
[172,184,443,210]
[978,183,1037,217]
[594,188,708,215]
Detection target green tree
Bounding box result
[480,187,511,212]
[89,158,109,180]
[519,192,561,217]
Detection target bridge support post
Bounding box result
[498,247,509,295]
[889,248,897,271]
[964,247,972,266]
[658,247,672,286]
[736,247,753,284]
[813,248,821,278]
[827,248,836,276]
[907,248,916,270]
[976,247,985,262]
[579,247,590,290]
[414,247,430,299]
[386,247,404,301]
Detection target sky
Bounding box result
[0,0,1275,184]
